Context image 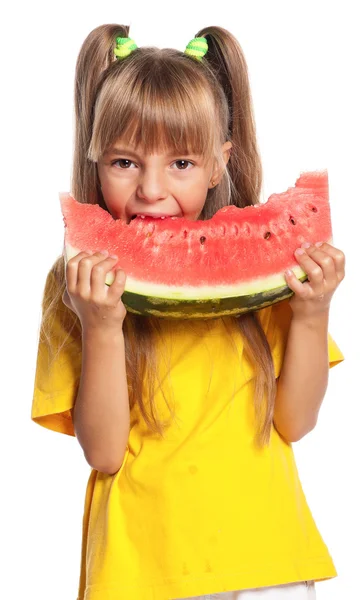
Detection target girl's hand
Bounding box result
[284,241,345,320]
[62,251,127,331]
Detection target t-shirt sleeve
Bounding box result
[31,271,82,436]
[263,298,345,379]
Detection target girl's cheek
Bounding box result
[103,198,128,220]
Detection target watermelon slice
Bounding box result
[60,170,332,319]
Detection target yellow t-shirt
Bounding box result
[31,273,344,600]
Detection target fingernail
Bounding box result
[110,255,118,259]
[301,242,311,248]
[100,250,109,255]
[295,248,305,255]
[315,241,323,247]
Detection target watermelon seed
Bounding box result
[311,206,318,212]
[264,231,271,239]
[183,230,188,238]
[233,225,239,235]
[289,216,296,225]
[200,236,206,245]
[146,223,155,237]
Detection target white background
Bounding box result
[1,1,363,599]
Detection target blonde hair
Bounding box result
[41,24,276,447]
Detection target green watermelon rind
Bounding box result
[121,285,303,319]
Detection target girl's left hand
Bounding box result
[284,241,345,320]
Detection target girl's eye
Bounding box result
[111,159,194,170]
[111,159,136,169]
[173,160,194,170]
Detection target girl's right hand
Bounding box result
[62,251,127,331]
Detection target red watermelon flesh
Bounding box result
[60,170,332,318]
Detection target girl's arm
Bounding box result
[273,310,329,443]
[273,240,345,443]
[63,251,130,475]
[73,327,130,475]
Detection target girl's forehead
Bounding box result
[103,130,214,163]
[105,140,203,157]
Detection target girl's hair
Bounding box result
[41,23,276,447]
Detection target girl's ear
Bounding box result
[222,141,232,165]
[209,141,232,187]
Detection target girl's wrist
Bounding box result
[290,308,330,330]
[82,324,125,345]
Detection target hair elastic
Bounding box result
[114,37,138,59]
[184,37,208,61]
[113,36,208,61]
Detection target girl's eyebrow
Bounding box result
[106,147,201,158]
[107,147,139,158]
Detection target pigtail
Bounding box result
[196,27,276,447]
[72,24,130,208]
[196,26,262,209]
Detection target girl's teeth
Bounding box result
[137,215,167,219]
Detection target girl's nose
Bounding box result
[137,170,168,203]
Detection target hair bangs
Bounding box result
[89,59,219,164]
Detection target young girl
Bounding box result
[31,24,345,600]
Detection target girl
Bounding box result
[31,24,345,600]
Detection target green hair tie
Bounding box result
[114,37,138,59]
[114,35,207,62]
[184,37,208,61]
